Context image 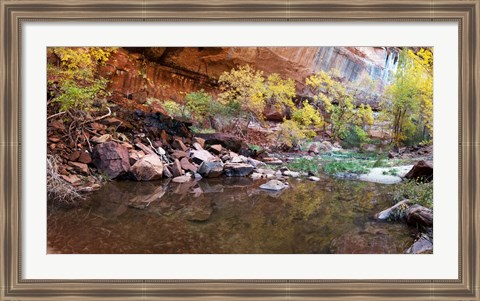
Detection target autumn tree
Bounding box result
[218,65,296,124]
[305,69,374,141]
[48,47,116,112]
[382,48,433,147]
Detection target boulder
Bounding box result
[405,160,433,182]
[171,159,184,177]
[192,137,206,149]
[130,154,164,181]
[246,157,266,168]
[223,163,254,177]
[92,141,130,179]
[259,179,288,191]
[198,161,224,178]
[190,149,216,165]
[172,175,192,183]
[128,149,145,165]
[320,141,333,151]
[308,143,319,154]
[406,204,433,227]
[195,133,245,152]
[180,157,198,173]
[209,144,223,155]
[263,104,284,121]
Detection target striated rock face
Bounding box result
[99,47,399,110]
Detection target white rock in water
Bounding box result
[308,176,320,182]
[259,179,288,191]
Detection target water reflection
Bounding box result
[47,176,414,254]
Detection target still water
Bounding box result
[47,176,414,254]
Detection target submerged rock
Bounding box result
[130,154,164,181]
[92,141,130,179]
[259,179,288,191]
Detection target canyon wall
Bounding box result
[101,47,399,108]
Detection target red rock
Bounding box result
[171,159,183,177]
[78,151,92,164]
[69,162,89,174]
[130,154,163,181]
[209,144,223,155]
[172,138,188,152]
[92,141,130,179]
[180,157,198,173]
[61,174,81,185]
[48,137,61,143]
[171,150,188,159]
[69,150,81,162]
[192,137,205,149]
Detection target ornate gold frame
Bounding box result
[1,0,479,300]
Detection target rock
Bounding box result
[256,168,275,175]
[91,134,113,144]
[230,156,244,163]
[69,151,81,162]
[92,141,130,179]
[61,174,82,185]
[376,199,411,220]
[320,141,333,151]
[283,170,300,177]
[163,166,173,178]
[406,204,433,227]
[251,172,264,180]
[405,160,433,182]
[246,157,266,168]
[172,138,188,152]
[78,151,92,164]
[192,137,206,149]
[198,161,224,178]
[69,162,89,174]
[263,104,284,121]
[406,234,433,254]
[259,179,288,191]
[196,133,245,152]
[223,163,254,177]
[209,144,223,155]
[192,142,203,150]
[308,143,319,154]
[308,176,320,181]
[180,157,197,173]
[171,159,184,177]
[130,154,163,181]
[171,150,188,160]
[128,149,145,165]
[262,157,283,165]
[190,149,216,165]
[172,175,192,183]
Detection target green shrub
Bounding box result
[286,158,321,175]
[341,125,370,148]
[392,180,433,208]
[323,160,370,175]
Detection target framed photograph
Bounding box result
[1,0,478,300]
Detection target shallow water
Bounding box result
[47,176,415,254]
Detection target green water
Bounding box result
[47,176,415,254]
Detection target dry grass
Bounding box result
[47,155,84,206]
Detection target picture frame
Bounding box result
[1,0,478,300]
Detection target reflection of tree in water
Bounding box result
[47,178,413,254]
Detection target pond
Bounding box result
[47,176,415,254]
